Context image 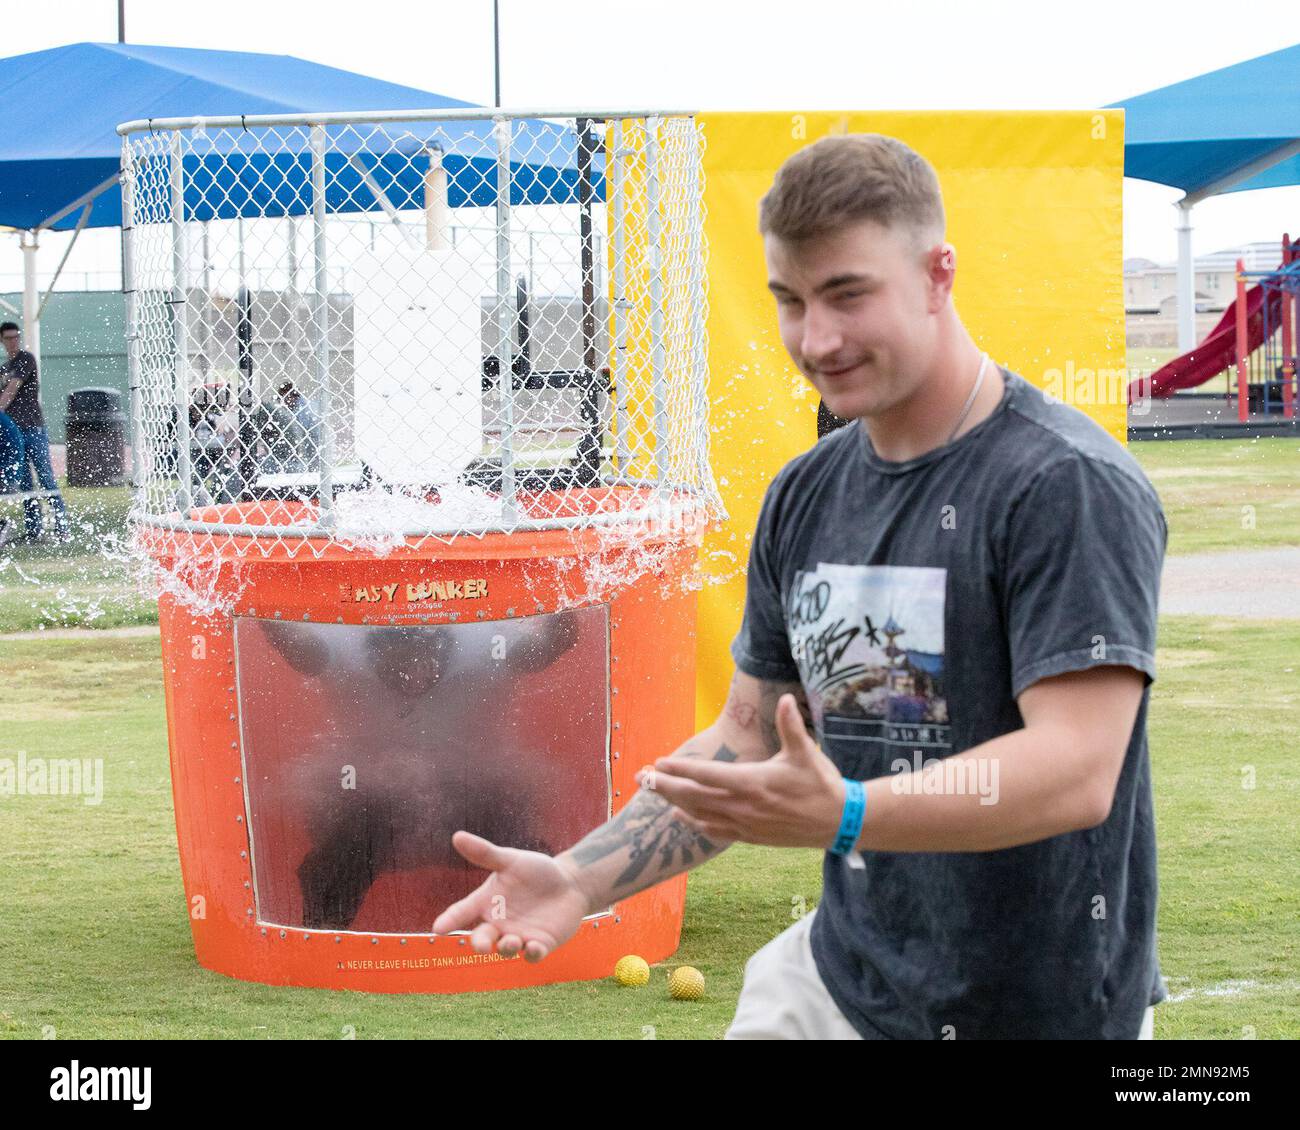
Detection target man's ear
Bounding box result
[926,241,956,312]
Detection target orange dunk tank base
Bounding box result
[146,510,704,993]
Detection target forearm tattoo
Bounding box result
[723,674,812,753]
[569,742,739,898]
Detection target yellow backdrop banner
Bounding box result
[694,110,1126,728]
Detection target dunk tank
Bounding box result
[118,108,721,991]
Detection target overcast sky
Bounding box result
[4,0,1299,289]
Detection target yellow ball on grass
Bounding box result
[668,966,705,1001]
[613,954,650,987]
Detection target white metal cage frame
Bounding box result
[118,107,722,557]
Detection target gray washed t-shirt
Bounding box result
[731,368,1168,1040]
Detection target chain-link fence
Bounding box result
[119,109,722,557]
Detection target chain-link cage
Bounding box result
[119,109,722,559]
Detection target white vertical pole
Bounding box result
[21,230,40,371]
[170,130,193,510]
[644,114,669,500]
[424,144,448,251]
[611,118,632,475]
[310,123,335,525]
[121,146,144,492]
[684,118,708,493]
[286,214,302,388]
[494,116,518,524]
[285,214,298,292]
[1176,202,1196,353]
[200,220,213,376]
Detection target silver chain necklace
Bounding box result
[945,351,990,445]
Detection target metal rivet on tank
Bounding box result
[279,930,286,939]
[458,937,466,945]
[303,613,311,621]
[239,851,247,860]
[336,617,344,623]
[246,908,253,917]
[476,610,485,618]
[274,611,281,618]
[244,881,251,889]
[613,722,620,730]
[335,936,341,943]
[506,607,515,617]
[235,814,242,823]
[371,937,378,945]
[231,741,237,748]
[400,938,407,945]
[535,602,544,612]
[234,776,241,784]
[229,713,235,721]
[615,916,622,924]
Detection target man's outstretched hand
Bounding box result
[432,832,592,962]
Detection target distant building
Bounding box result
[1125,242,1282,349]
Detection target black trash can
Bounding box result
[65,387,127,487]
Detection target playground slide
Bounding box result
[1128,281,1283,402]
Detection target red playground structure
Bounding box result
[1128,234,1299,422]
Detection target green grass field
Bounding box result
[0,438,1297,1038]
[0,619,1295,1037]
[0,486,155,633]
[1130,438,1300,555]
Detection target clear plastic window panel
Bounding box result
[234,607,609,933]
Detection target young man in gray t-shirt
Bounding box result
[435,134,1166,1040]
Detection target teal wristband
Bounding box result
[830,778,866,855]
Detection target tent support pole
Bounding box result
[37,202,94,323]
[20,230,40,370]
[1175,203,1196,354]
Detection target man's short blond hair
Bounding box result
[758,134,945,250]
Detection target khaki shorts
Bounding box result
[725,910,1156,1040]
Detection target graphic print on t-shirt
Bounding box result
[787,563,950,756]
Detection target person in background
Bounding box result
[0,321,70,542]
[276,380,320,466]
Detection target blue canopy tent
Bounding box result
[1108,43,1300,350]
[0,41,604,364]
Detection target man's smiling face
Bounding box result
[765,219,943,421]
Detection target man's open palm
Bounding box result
[432,832,591,962]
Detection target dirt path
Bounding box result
[0,625,161,641]
[2,548,1297,638]
[1159,547,1300,619]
